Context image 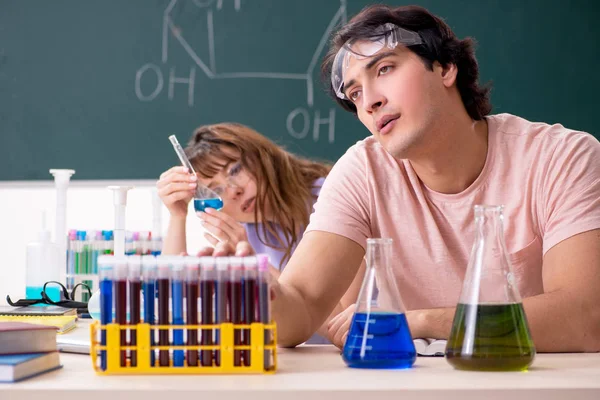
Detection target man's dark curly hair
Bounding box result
[321,4,492,120]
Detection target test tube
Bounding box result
[79,231,88,275]
[200,257,215,367]
[140,231,151,255]
[98,255,114,371]
[108,230,114,255]
[156,256,172,366]
[141,255,157,367]
[102,230,114,255]
[113,256,128,367]
[214,257,230,366]
[171,257,185,367]
[125,231,135,256]
[85,231,92,275]
[185,257,200,367]
[256,254,273,370]
[92,231,102,275]
[128,255,142,367]
[84,230,93,275]
[132,232,141,255]
[151,234,162,256]
[230,257,244,366]
[75,230,84,275]
[242,256,258,366]
[67,230,77,291]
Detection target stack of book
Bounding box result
[0,305,78,334]
[0,322,62,383]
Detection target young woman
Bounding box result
[158,122,331,270]
[157,122,360,343]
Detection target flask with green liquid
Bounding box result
[446,205,536,371]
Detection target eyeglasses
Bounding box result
[6,281,92,314]
[211,161,250,196]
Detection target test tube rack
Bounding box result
[90,321,277,374]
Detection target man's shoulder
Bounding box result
[490,113,598,144]
[489,113,600,157]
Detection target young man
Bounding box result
[207,4,600,352]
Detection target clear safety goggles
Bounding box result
[331,23,423,99]
[210,161,250,197]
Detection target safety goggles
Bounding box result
[210,162,250,197]
[331,23,422,99]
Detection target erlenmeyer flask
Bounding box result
[446,205,536,371]
[342,238,416,369]
[193,185,224,212]
[168,134,223,212]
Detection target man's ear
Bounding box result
[440,62,458,88]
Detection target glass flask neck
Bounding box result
[460,205,522,305]
[474,205,505,239]
[366,238,393,273]
[357,238,406,315]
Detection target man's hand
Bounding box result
[326,304,356,349]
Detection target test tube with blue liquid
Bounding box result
[171,257,185,367]
[97,255,114,371]
[141,255,157,367]
[342,238,416,369]
[168,135,223,212]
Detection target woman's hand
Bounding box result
[197,208,249,247]
[196,240,279,302]
[157,166,196,218]
[196,240,255,257]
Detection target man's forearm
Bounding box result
[411,290,600,352]
[272,283,317,347]
[521,289,600,352]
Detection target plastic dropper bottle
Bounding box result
[26,211,61,302]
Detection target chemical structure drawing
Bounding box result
[135,0,347,143]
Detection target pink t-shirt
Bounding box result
[306,113,600,310]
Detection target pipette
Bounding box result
[168,135,223,211]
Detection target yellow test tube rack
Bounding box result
[90,321,277,374]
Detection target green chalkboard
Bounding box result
[1,0,598,180]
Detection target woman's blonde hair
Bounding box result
[185,122,331,267]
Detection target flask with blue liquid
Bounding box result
[342,238,416,369]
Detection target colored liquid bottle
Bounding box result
[342,238,416,369]
[445,205,536,371]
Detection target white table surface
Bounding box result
[1,345,599,400]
